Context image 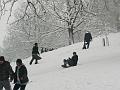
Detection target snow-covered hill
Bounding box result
[11,33,120,90]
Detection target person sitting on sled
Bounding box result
[62,52,78,68]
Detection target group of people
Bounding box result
[61,31,92,68]
[0,43,41,90]
[0,56,29,90]
[29,31,92,65]
[0,31,92,90]
[0,52,78,90]
[41,47,54,53]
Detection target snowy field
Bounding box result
[11,33,120,90]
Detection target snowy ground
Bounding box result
[11,33,120,90]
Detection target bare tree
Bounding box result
[4,0,120,60]
[0,0,96,45]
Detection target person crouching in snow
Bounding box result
[62,52,78,68]
[13,59,29,90]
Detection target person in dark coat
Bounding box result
[83,31,92,49]
[13,59,29,90]
[62,52,78,68]
[0,56,14,90]
[30,43,41,65]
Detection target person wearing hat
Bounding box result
[0,56,14,90]
[61,52,78,68]
[30,43,41,65]
[13,59,29,90]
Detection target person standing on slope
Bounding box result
[30,43,41,65]
[83,31,92,49]
[0,56,14,90]
[13,59,29,90]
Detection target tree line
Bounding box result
[0,0,120,61]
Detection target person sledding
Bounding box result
[61,52,78,68]
[30,43,41,65]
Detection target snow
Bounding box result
[11,32,120,90]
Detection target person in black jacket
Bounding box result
[30,43,41,65]
[62,52,78,68]
[13,59,29,90]
[83,31,92,49]
[0,56,14,90]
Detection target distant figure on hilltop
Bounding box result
[30,43,41,65]
[61,52,78,68]
[83,31,92,49]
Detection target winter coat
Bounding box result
[84,32,92,42]
[14,64,29,84]
[71,55,78,66]
[0,61,14,81]
[32,46,39,55]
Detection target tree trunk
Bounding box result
[68,28,74,45]
[105,35,109,46]
[103,38,105,46]
[116,14,120,32]
[102,35,109,47]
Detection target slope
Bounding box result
[11,33,120,90]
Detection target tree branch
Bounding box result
[7,0,18,23]
[53,1,68,22]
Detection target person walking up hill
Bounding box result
[30,43,41,65]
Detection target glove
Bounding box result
[9,79,13,82]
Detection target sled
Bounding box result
[36,55,42,60]
[61,65,68,68]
